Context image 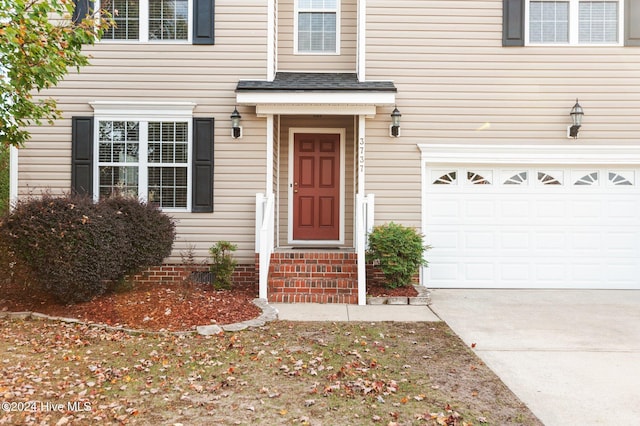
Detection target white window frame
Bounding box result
[97,0,193,43]
[525,0,624,46]
[90,101,196,212]
[294,0,341,55]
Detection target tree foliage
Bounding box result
[0,0,112,147]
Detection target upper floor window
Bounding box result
[527,0,621,45]
[101,0,191,42]
[295,0,340,54]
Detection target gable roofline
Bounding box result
[236,72,397,115]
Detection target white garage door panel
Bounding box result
[424,166,640,289]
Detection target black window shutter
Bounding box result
[72,0,94,25]
[192,118,214,212]
[503,0,525,46]
[193,0,215,45]
[71,117,94,197]
[626,0,640,46]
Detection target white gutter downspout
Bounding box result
[9,146,18,210]
[357,0,366,82]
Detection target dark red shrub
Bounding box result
[0,194,175,304]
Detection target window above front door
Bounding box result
[294,0,340,54]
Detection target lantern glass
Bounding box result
[570,101,583,126]
[391,108,401,127]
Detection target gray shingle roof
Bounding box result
[236,72,396,92]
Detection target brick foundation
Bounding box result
[130,256,417,304]
[366,264,420,286]
[132,263,256,287]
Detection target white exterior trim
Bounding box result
[357,0,366,81]
[418,144,640,165]
[357,115,366,195]
[267,0,276,81]
[255,103,377,117]
[266,114,274,193]
[238,91,395,106]
[90,101,196,119]
[9,145,18,210]
[287,127,346,245]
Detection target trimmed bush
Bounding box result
[366,222,430,289]
[101,196,175,276]
[0,194,175,303]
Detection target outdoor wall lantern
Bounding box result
[568,100,584,139]
[390,107,401,137]
[231,107,242,139]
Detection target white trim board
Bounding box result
[90,101,197,119]
[237,91,396,109]
[418,144,640,165]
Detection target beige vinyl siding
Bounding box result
[278,116,355,247]
[277,0,357,72]
[364,0,640,227]
[19,1,268,263]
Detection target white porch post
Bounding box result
[266,115,274,192]
[357,115,367,305]
[9,145,18,209]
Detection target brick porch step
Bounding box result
[267,251,358,304]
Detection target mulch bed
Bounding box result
[1,278,419,332]
[0,281,261,332]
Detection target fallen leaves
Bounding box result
[0,319,541,425]
[0,281,261,332]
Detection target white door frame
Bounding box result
[288,127,346,245]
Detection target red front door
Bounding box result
[293,133,341,241]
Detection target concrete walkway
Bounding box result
[429,289,640,426]
[272,303,439,322]
[274,290,640,425]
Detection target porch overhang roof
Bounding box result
[235,72,396,117]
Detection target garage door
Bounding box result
[424,166,640,289]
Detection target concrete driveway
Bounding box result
[429,290,640,426]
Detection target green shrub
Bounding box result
[366,222,430,289]
[209,241,237,290]
[0,194,176,303]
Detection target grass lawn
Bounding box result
[0,318,541,425]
